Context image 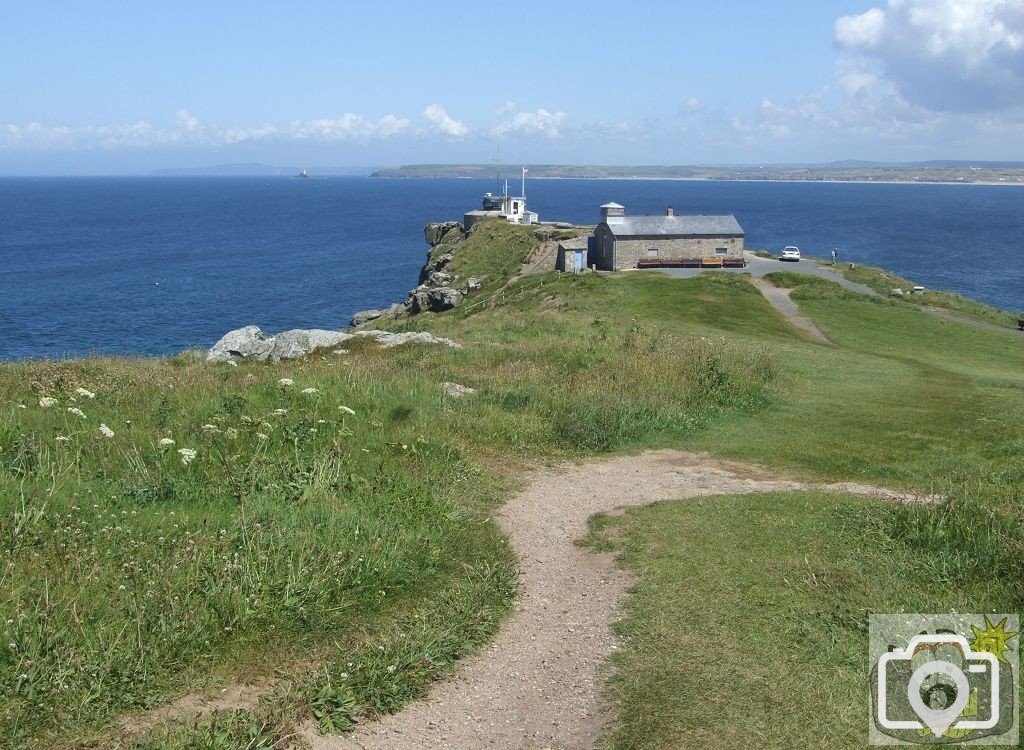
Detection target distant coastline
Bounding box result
[370,161,1024,186]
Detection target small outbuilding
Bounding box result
[592,203,745,270]
[464,192,538,231]
[556,237,590,273]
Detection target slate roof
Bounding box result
[558,237,590,250]
[606,214,744,237]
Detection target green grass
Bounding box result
[3,221,1022,747]
[588,491,1021,750]
[0,253,784,747]
[0,358,519,747]
[836,262,1021,326]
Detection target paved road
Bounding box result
[648,252,879,296]
[646,252,1022,338]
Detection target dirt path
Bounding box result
[306,450,931,750]
[751,278,832,344]
[921,306,1022,336]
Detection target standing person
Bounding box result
[831,247,838,266]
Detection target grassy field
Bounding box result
[833,262,1022,327]
[587,491,1021,750]
[2,221,1022,747]
[583,270,1023,749]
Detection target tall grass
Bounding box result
[4,221,1021,746]
[0,270,782,746]
[0,360,518,746]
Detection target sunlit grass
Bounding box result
[3,221,1022,747]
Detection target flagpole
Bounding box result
[521,166,526,198]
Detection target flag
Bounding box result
[523,167,528,174]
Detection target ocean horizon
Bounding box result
[2,176,1022,361]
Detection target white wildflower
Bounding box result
[38,397,58,409]
[226,360,238,367]
[178,448,197,467]
[75,388,96,399]
[16,404,26,409]
[273,408,287,416]
[201,424,220,434]
[225,427,238,440]
[256,433,269,441]
[55,436,71,443]
[67,407,86,419]
[338,406,355,415]
[278,378,294,387]
[158,438,175,448]
[301,387,319,395]
[98,424,115,439]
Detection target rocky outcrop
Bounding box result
[353,330,462,349]
[349,303,403,328]
[208,325,461,363]
[424,221,462,247]
[441,382,476,397]
[350,308,387,327]
[409,286,465,314]
[207,326,353,364]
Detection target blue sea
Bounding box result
[2,176,1022,361]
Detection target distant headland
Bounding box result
[371,161,1024,185]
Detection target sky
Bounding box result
[1,0,1023,174]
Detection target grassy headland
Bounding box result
[2,220,1022,748]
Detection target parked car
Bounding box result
[780,246,801,262]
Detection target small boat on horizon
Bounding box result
[294,169,311,179]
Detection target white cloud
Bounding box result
[496,100,518,115]
[835,0,1024,112]
[834,59,880,97]
[289,113,409,141]
[0,110,411,151]
[422,104,469,138]
[681,97,704,114]
[835,7,886,49]
[490,108,567,139]
[376,114,410,137]
[176,109,200,133]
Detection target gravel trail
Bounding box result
[306,449,929,750]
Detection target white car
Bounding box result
[779,246,801,262]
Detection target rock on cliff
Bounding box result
[423,220,463,247]
[207,326,352,364]
[207,325,461,363]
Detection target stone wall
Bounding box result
[612,235,744,269]
[594,225,615,269]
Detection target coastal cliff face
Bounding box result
[350,220,483,326]
[349,219,560,328]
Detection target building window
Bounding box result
[715,247,727,255]
[647,248,659,258]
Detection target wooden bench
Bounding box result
[701,257,724,268]
[636,258,705,269]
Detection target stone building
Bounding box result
[555,237,590,273]
[592,203,745,270]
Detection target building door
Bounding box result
[574,250,585,271]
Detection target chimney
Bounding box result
[600,202,625,224]
[666,206,674,217]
